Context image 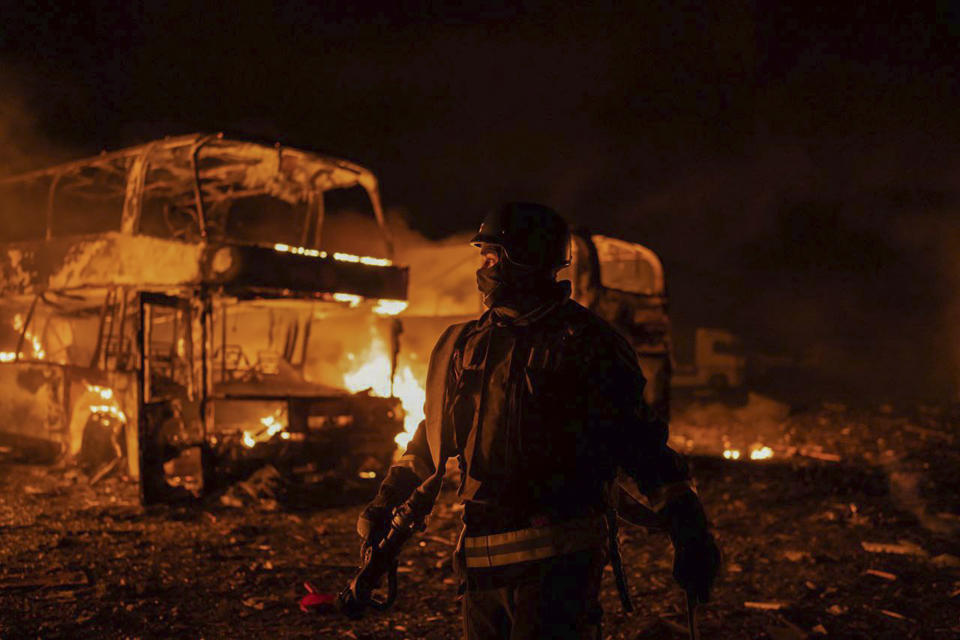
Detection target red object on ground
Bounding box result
[299,581,337,613]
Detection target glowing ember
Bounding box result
[274,243,324,258]
[342,336,426,451]
[241,408,289,448]
[85,384,127,423]
[750,445,774,460]
[272,243,393,267]
[87,384,114,401]
[723,449,741,460]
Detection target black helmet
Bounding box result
[470,202,571,269]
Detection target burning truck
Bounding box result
[0,134,422,503]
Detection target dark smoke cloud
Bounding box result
[0,70,75,177]
[564,135,960,403]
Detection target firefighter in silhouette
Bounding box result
[358,203,720,639]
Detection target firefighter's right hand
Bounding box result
[357,467,422,550]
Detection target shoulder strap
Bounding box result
[424,321,472,470]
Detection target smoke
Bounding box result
[566,135,960,403]
[0,70,74,178]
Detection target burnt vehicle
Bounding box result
[397,230,671,419]
[0,134,411,503]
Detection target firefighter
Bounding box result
[358,202,720,639]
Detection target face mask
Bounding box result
[476,259,552,309]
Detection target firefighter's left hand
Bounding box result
[357,501,393,551]
[672,532,721,603]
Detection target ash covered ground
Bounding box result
[1,399,959,639]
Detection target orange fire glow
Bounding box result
[272,243,393,267]
[85,383,127,424]
[241,408,289,448]
[750,445,774,460]
[342,335,425,450]
[1,314,45,362]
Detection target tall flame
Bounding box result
[342,336,425,450]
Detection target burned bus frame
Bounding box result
[0,134,409,503]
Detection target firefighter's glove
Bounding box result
[357,501,393,551]
[356,466,421,549]
[663,491,721,603]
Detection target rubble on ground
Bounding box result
[0,401,957,638]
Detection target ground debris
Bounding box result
[745,601,789,611]
[863,569,897,581]
[0,570,89,592]
[219,465,283,510]
[0,400,956,638]
[877,608,908,620]
[764,624,807,640]
[860,540,928,556]
[930,554,960,570]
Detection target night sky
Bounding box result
[2,2,959,400]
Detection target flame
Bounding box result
[373,299,408,316]
[342,337,425,450]
[2,314,46,362]
[722,444,774,461]
[273,244,393,267]
[750,445,774,460]
[274,243,324,258]
[241,408,289,448]
[332,293,363,307]
[85,384,127,423]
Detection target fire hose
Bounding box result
[335,474,441,619]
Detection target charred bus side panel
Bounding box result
[0,135,410,503]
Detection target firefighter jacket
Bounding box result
[392,282,693,568]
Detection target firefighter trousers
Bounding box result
[461,550,604,640]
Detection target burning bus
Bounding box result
[0,134,416,503]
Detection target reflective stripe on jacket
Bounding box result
[462,515,607,569]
